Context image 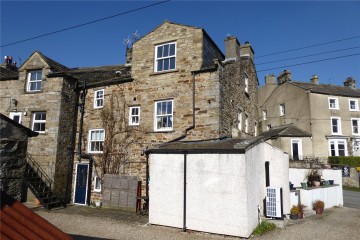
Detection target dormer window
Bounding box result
[155,42,176,72]
[27,70,42,92]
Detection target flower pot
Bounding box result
[325,180,330,186]
[290,214,299,220]
[34,198,41,206]
[298,212,304,219]
[289,183,294,190]
[95,201,101,207]
[313,181,320,187]
[301,182,308,189]
[329,180,334,185]
[315,207,324,215]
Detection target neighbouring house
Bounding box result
[0,114,38,201]
[49,21,259,206]
[259,71,360,161]
[146,137,290,238]
[259,124,312,161]
[0,52,78,203]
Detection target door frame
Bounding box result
[73,162,89,205]
[291,139,303,160]
[9,112,22,124]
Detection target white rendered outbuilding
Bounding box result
[147,138,289,238]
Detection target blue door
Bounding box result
[74,164,89,205]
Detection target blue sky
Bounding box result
[1,1,359,86]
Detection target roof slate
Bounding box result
[36,51,69,72]
[0,67,19,80]
[259,124,312,140]
[291,81,360,97]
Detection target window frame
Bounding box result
[291,139,303,160]
[351,118,360,135]
[27,70,42,92]
[244,113,249,133]
[244,74,249,93]
[328,97,339,110]
[9,112,22,124]
[263,110,267,120]
[129,106,140,126]
[154,42,177,73]
[93,176,101,192]
[238,111,242,131]
[279,103,285,116]
[32,112,46,133]
[88,129,105,153]
[94,89,104,109]
[330,117,342,135]
[154,100,174,132]
[349,99,359,111]
[254,121,258,136]
[328,139,347,156]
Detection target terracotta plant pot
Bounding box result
[313,181,320,187]
[298,212,304,219]
[315,207,324,215]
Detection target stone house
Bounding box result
[48,21,259,205]
[0,52,78,202]
[258,70,360,160]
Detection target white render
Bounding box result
[149,142,289,238]
[289,168,342,188]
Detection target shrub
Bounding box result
[328,156,360,167]
[305,169,322,182]
[297,204,306,213]
[290,205,300,215]
[253,221,276,236]
[313,200,324,210]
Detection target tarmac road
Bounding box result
[35,205,360,240]
[343,190,360,209]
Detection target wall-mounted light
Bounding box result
[12,98,18,107]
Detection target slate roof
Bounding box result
[290,81,360,97]
[0,113,39,137]
[0,190,73,240]
[36,51,69,72]
[0,67,19,80]
[147,137,262,154]
[259,124,312,140]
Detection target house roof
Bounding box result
[259,124,312,140]
[0,66,19,80]
[146,137,263,154]
[19,51,69,72]
[0,113,39,137]
[0,190,73,240]
[290,81,360,97]
[49,64,133,88]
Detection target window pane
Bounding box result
[157,46,163,58]
[161,102,167,115]
[166,101,172,114]
[163,58,169,70]
[163,44,169,57]
[157,60,163,72]
[169,44,175,56]
[156,102,161,115]
[170,57,175,69]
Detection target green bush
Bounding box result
[328,156,360,167]
[253,221,276,236]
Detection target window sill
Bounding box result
[153,130,175,133]
[150,69,179,76]
[25,90,43,94]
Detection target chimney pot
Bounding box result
[277,70,292,84]
[344,77,356,89]
[310,74,319,84]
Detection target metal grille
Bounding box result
[266,187,282,218]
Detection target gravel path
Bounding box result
[36,207,360,240]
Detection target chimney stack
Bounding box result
[240,41,254,61]
[344,77,356,89]
[265,74,276,85]
[310,74,319,85]
[224,36,240,60]
[277,70,292,84]
[125,47,133,64]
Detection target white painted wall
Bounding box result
[289,168,343,209]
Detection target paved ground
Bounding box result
[343,190,360,209]
[31,204,360,240]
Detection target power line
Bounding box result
[257,46,360,65]
[256,35,360,59]
[257,52,360,73]
[1,0,170,48]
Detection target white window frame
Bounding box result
[93,176,101,192]
[244,74,249,93]
[263,110,267,120]
[349,99,359,111]
[291,139,303,160]
[88,129,105,153]
[244,113,249,133]
[238,111,242,131]
[27,70,42,92]
[9,112,22,124]
[328,97,339,110]
[330,117,342,135]
[254,122,258,136]
[154,100,174,131]
[155,42,176,72]
[94,89,104,109]
[351,118,360,135]
[328,139,348,156]
[32,112,46,133]
[129,106,140,126]
[279,103,285,116]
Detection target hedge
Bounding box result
[328,156,360,167]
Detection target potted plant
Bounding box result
[290,205,300,220]
[313,200,324,215]
[306,169,322,187]
[289,181,294,190]
[297,204,306,219]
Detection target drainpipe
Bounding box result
[182,152,187,232]
[77,80,87,161]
